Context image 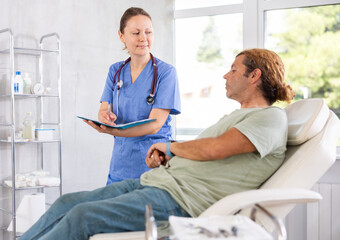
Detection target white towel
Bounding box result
[37,177,60,187]
[3,171,59,187]
[169,215,272,240]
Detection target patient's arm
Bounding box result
[146,127,256,161]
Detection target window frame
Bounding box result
[174,0,340,50]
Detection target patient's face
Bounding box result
[223,55,249,101]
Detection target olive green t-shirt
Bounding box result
[141,107,288,217]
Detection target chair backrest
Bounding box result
[263,99,337,187]
[243,98,340,229]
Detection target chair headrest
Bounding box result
[285,98,329,145]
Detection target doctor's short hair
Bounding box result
[120,7,152,34]
[237,48,295,105]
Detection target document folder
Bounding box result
[77,116,155,130]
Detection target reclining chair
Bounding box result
[90,98,340,240]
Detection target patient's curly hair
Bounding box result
[237,49,295,105]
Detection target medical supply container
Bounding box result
[23,112,35,140]
[14,71,23,94]
[23,73,32,94]
[35,128,55,140]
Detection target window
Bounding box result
[265,4,340,106]
[175,0,340,147]
[175,13,242,140]
[262,1,340,145]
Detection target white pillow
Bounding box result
[285,98,329,145]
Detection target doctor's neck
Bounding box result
[130,53,152,70]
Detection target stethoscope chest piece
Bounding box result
[146,94,155,105]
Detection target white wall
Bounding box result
[0,0,174,237]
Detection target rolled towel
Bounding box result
[37,177,60,187]
[4,180,27,188]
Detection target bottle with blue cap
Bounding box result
[14,71,23,94]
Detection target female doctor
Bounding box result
[86,7,181,185]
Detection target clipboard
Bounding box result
[77,116,156,129]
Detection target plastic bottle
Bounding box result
[23,73,32,94]
[23,112,35,140]
[14,71,23,94]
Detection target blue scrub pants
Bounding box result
[19,179,190,240]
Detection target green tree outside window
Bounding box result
[269,5,340,118]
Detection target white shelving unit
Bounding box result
[0,28,62,239]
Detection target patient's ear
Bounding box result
[250,68,262,84]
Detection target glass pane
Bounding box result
[175,0,242,10]
[265,4,340,145]
[175,14,243,140]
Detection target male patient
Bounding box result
[20,48,295,240]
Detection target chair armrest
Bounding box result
[199,188,321,218]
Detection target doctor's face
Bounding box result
[119,15,154,58]
[223,55,250,101]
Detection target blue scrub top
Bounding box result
[100,57,181,184]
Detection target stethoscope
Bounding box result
[112,53,158,118]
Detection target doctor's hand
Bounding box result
[98,109,117,126]
[83,120,119,136]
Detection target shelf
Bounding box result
[0,226,21,238]
[0,226,7,231]
[0,94,59,98]
[0,123,12,127]
[0,29,62,240]
[0,139,61,143]
[0,207,12,215]
[0,47,59,56]
[0,227,23,239]
[1,184,60,190]
[0,123,60,127]
[41,122,61,126]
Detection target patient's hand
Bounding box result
[145,149,169,168]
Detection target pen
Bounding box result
[108,101,111,123]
